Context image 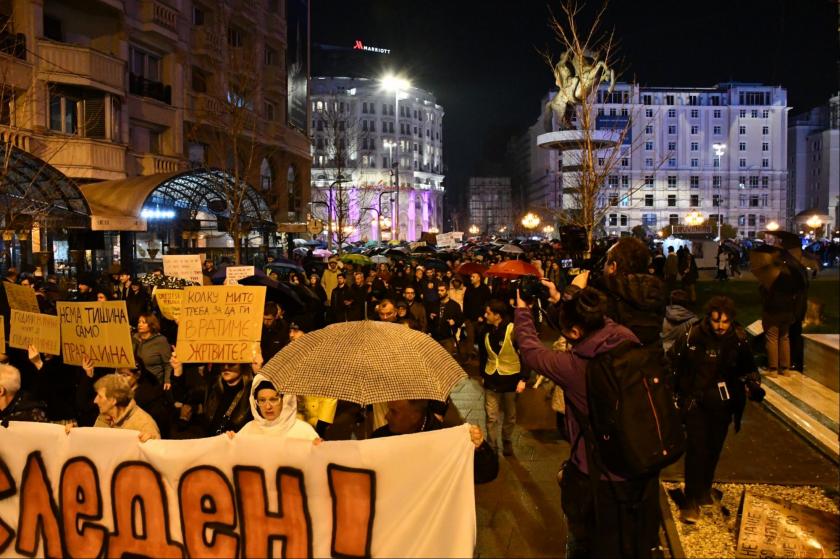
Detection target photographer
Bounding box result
[668,296,760,524]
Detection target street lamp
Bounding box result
[766,221,780,232]
[521,212,541,230]
[468,224,479,236]
[542,225,555,236]
[685,210,705,226]
[428,227,440,234]
[381,74,411,241]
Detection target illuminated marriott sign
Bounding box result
[353,40,390,54]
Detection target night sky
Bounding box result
[311,0,839,214]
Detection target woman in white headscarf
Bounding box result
[236,373,318,440]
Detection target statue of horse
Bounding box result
[544,49,616,131]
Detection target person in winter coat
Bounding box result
[91,373,160,441]
[514,284,662,558]
[680,251,699,303]
[0,363,47,424]
[233,374,318,440]
[462,272,491,362]
[202,363,254,435]
[661,290,700,353]
[668,296,759,524]
[664,246,679,289]
[132,313,173,388]
[124,282,151,328]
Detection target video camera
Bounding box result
[512,274,549,304]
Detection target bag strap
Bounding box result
[224,387,245,420]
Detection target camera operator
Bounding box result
[668,296,761,524]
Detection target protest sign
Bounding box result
[163,254,203,284]
[56,301,134,367]
[0,315,4,350]
[736,490,839,559]
[3,282,39,313]
[153,288,184,321]
[0,422,476,558]
[225,266,255,284]
[176,285,266,363]
[9,310,60,355]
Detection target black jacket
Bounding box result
[595,273,666,346]
[0,391,48,424]
[427,298,463,340]
[261,320,290,361]
[463,283,492,321]
[330,284,352,323]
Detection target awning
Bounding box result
[80,168,273,232]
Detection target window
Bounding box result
[608,175,619,188]
[762,158,769,168]
[644,194,654,207]
[739,142,746,151]
[668,158,676,168]
[739,158,746,168]
[609,214,618,226]
[130,47,161,81]
[739,194,747,207]
[645,141,653,151]
[762,142,769,151]
[645,125,653,134]
[690,176,699,188]
[713,157,721,168]
[669,214,679,225]
[738,215,746,226]
[690,142,699,151]
[667,176,677,188]
[666,95,675,105]
[762,109,769,118]
[644,175,654,188]
[667,195,676,207]
[713,125,721,135]
[227,26,243,47]
[739,109,746,118]
[192,6,205,25]
[609,193,619,206]
[713,195,722,207]
[621,176,629,187]
[749,195,759,207]
[751,109,758,118]
[49,92,77,134]
[362,102,368,114]
[668,109,676,118]
[668,125,677,134]
[621,157,629,167]
[645,109,653,118]
[264,46,277,66]
[713,109,721,118]
[713,176,721,188]
[690,194,699,207]
[748,214,756,226]
[761,194,768,207]
[668,141,676,151]
[264,100,276,121]
[191,67,206,92]
[762,126,769,135]
[643,214,657,227]
[645,158,654,168]
[761,177,769,188]
[690,109,699,118]
[690,125,699,134]
[690,158,699,168]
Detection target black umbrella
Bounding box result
[411,245,437,254]
[239,275,304,314]
[764,230,801,251]
[385,247,409,257]
[423,258,449,271]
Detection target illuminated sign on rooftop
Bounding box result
[353,40,390,54]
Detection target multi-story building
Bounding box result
[528,82,789,239]
[788,94,839,232]
[467,177,513,235]
[0,0,310,268]
[309,76,444,242]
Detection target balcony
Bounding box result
[37,40,124,94]
[127,94,176,129]
[37,136,127,181]
[133,153,187,175]
[138,0,179,42]
[129,73,171,105]
[0,127,33,151]
[190,27,223,60]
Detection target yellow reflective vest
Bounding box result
[484,323,521,375]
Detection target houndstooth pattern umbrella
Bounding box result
[260,321,467,405]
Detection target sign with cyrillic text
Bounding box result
[153,289,184,321]
[163,254,203,284]
[225,266,255,284]
[175,286,266,363]
[56,301,134,367]
[3,282,39,313]
[0,422,476,558]
[9,310,60,355]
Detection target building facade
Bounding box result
[0,0,310,266]
[467,176,513,235]
[528,83,789,239]
[309,76,444,242]
[788,94,839,232]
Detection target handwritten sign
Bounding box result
[736,490,839,559]
[153,289,184,321]
[225,266,255,284]
[56,301,134,367]
[163,254,203,284]
[9,310,60,355]
[176,286,266,363]
[3,283,39,313]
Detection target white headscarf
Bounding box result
[241,373,299,435]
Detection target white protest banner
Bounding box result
[153,288,184,321]
[56,301,134,367]
[176,285,266,363]
[226,266,255,284]
[0,422,476,558]
[3,282,39,313]
[9,310,60,355]
[163,254,203,284]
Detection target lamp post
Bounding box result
[766,220,780,232]
[521,212,541,231]
[712,143,727,241]
[468,224,479,236]
[361,206,381,242]
[378,189,395,242]
[381,74,411,241]
[542,225,555,237]
[685,210,705,226]
[806,214,823,239]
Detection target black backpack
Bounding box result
[573,341,685,479]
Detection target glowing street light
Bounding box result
[428,227,440,234]
[468,225,480,235]
[521,212,541,230]
[806,215,823,230]
[542,225,555,235]
[380,216,392,230]
[712,143,727,157]
[684,210,705,226]
[380,73,411,241]
[766,221,780,231]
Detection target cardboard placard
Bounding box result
[225,266,255,284]
[57,301,135,367]
[736,490,840,559]
[3,283,40,313]
[175,285,266,363]
[9,310,60,355]
[163,254,203,284]
[153,289,184,321]
[0,315,5,351]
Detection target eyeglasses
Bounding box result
[257,396,281,406]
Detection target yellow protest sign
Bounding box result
[3,283,40,313]
[153,289,184,321]
[57,301,135,367]
[9,310,60,355]
[0,315,5,351]
[162,254,203,284]
[176,285,266,363]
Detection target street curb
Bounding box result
[659,481,685,559]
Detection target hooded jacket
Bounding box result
[596,273,666,346]
[238,373,318,440]
[661,304,699,353]
[515,307,638,480]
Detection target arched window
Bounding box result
[260,158,272,191]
